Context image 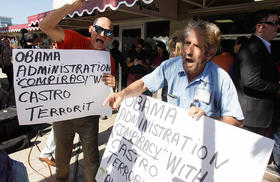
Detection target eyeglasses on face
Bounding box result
[93,25,113,37]
[260,21,280,27]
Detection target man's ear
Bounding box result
[88,25,93,34]
[255,23,263,33]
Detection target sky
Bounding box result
[0,0,53,25]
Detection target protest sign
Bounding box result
[13,49,112,125]
[96,95,274,182]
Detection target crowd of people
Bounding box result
[0,0,280,181]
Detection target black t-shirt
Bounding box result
[127,49,149,75]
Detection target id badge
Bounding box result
[194,88,210,104]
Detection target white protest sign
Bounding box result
[13,49,112,125]
[96,95,274,182]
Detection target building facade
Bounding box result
[0,16,12,27]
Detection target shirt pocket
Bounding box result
[167,93,179,106]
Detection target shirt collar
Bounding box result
[178,59,185,76]
[254,34,271,54]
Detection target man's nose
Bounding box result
[185,45,193,56]
[100,30,105,37]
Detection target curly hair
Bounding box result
[184,19,222,57]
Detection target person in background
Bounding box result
[39,0,116,181]
[227,36,248,76]
[38,40,57,167]
[25,33,40,49]
[232,9,280,173]
[150,41,169,69]
[40,42,48,49]
[39,128,56,167]
[1,38,13,92]
[0,39,2,69]
[233,36,248,55]
[10,37,19,49]
[213,37,248,75]
[232,9,280,136]
[150,41,169,101]
[174,41,183,58]
[0,38,4,51]
[212,40,235,73]
[168,36,183,58]
[167,37,176,57]
[110,40,124,91]
[104,19,243,128]
[51,40,58,49]
[126,38,150,86]
[164,35,183,102]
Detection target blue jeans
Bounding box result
[12,160,29,182]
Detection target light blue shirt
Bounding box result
[254,34,271,54]
[142,56,244,120]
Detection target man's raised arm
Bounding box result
[39,0,85,42]
[104,79,148,110]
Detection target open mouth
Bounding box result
[96,38,104,44]
[185,58,194,63]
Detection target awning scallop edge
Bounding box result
[67,0,154,18]
[1,0,154,33]
[28,0,154,27]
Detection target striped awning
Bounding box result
[0,23,29,33]
[68,0,153,17]
[29,0,154,26]
[2,0,153,33]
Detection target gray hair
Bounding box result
[184,19,221,57]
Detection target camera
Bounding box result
[19,28,28,48]
[19,29,39,48]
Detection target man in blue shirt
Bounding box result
[104,20,244,127]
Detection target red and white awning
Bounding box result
[28,0,153,27]
[0,23,29,33]
[28,10,52,27]
[68,0,153,17]
[2,0,153,33]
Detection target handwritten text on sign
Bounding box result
[13,49,112,125]
[97,95,274,182]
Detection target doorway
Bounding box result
[119,25,144,89]
[120,25,144,57]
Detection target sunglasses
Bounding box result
[260,21,280,27]
[93,25,113,37]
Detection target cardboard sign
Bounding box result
[13,49,112,125]
[96,95,274,182]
